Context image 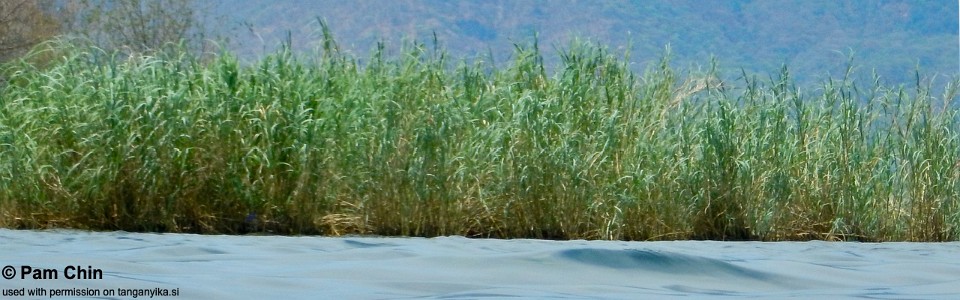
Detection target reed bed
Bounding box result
[1,36,958,241]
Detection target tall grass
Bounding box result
[1,35,958,241]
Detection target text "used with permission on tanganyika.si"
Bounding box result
[3,265,181,298]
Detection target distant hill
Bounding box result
[210,0,959,88]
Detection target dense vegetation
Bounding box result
[1,32,959,241]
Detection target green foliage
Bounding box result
[1,36,959,241]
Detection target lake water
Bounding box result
[1,229,958,299]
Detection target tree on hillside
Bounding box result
[0,0,60,63]
[61,0,217,57]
